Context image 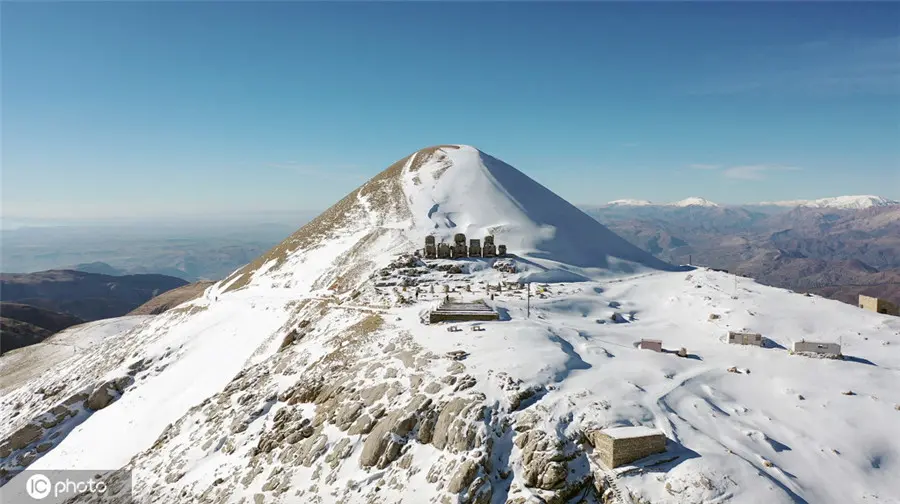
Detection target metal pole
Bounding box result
[527,282,531,318]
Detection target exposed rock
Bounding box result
[515,430,569,490]
[537,461,567,489]
[449,459,479,494]
[298,431,328,467]
[348,414,376,436]
[453,375,477,392]
[325,438,353,468]
[431,397,482,452]
[359,395,433,468]
[417,409,439,444]
[334,401,364,430]
[113,376,134,392]
[7,423,43,451]
[447,362,466,375]
[359,383,389,406]
[86,381,120,410]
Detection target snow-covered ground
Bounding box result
[0,316,151,394]
[1,145,898,504]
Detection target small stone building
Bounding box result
[639,339,662,352]
[792,340,841,357]
[589,426,667,468]
[859,295,899,316]
[727,331,763,347]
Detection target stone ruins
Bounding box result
[424,233,507,260]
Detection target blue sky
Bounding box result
[3,1,898,219]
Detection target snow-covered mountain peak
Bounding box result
[758,195,899,209]
[669,197,719,208]
[217,145,680,294]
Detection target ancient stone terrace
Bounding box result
[429,300,500,323]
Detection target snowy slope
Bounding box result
[757,195,899,209]
[0,316,151,394]
[1,145,899,504]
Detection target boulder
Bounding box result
[7,423,43,451]
[431,397,482,452]
[86,381,120,410]
[449,459,480,494]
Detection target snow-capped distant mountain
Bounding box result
[606,199,654,206]
[668,197,719,208]
[603,197,719,208]
[2,145,898,504]
[757,195,899,210]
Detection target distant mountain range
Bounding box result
[601,194,898,210]
[0,270,188,321]
[581,200,900,307]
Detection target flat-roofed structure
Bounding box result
[589,426,667,468]
[429,300,499,323]
[727,331,763,347]
[639,339,662,352]
[859,295,899,316]
[792,340,841,357]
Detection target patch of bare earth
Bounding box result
[128,281,215,315]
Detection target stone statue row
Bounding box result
[424,233,507,259]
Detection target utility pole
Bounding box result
[527,282,531,318]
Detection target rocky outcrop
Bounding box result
[359,394,432,469]
[515,429,569,490]
[431,396,485,452]
[5,423,42,454]
[256,407,313,455]
[85,377,133,411]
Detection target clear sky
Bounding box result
[3,1,899,220]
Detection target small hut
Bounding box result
[639,339,662,352]
[792,340,841,357]
[727,331,763,347]
[589,426,667,468]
